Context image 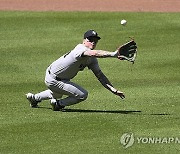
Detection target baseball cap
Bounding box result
[84,30,101,40]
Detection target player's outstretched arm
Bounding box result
[83,50,118,58]
[93,70,125,99]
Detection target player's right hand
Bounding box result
[114,90,125,99]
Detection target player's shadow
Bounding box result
[62,108,142,114]
[150,113,171,116]
[38,107,170,116]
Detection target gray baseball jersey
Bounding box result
[49,44,100,80]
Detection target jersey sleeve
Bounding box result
[88,57,100,72]
[73,44,90,60]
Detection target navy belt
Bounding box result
[48,70,62,81]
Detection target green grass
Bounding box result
[0,11,180,154]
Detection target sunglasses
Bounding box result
[86,37,99,43]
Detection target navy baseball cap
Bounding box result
[84,30,101,40]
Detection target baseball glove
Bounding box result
[117,39,137,63]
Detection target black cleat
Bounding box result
[26,93,39,108]
[50,99,65,111]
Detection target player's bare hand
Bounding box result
[115,90,125,99]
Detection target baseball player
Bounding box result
[26,30,126,111]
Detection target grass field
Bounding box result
[0,11,180,154]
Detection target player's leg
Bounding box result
[26,90,63,108]
[35,90,63,101]
[26,68,63,108]
[48,80,88,110]
[60,81,88,106]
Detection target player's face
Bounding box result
[84,37,99,49]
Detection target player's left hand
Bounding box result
[117,39,137,63]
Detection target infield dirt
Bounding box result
[0,0,180,12]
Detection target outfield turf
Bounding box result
[0,11,180,154]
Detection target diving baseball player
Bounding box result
[26,30,126,111]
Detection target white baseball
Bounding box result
[121,19,127,26]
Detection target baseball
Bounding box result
[121,19,127,26]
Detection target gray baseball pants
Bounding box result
[34,68,88,106]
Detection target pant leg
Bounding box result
[34,89,63,102]
[40,67,88,106]
[34,68,63,102]
[47,80,88,106]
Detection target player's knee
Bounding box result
[77,91,88,101]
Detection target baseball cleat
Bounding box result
[26,93,39,108]
[50,99,65,111]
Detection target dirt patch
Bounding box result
[0,0,180,12]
